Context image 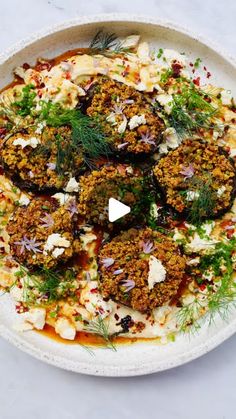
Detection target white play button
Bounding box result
[108,198,131,222]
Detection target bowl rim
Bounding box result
[0,13,235,377]
[0,13,235,66]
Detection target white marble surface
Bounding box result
[0,1,236,418]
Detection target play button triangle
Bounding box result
[108,198,131,222]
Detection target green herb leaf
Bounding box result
[84,315,116,351]
[12,84,36,117]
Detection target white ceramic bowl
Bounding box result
[0,14,236,377]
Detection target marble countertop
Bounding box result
[0,1,236,419]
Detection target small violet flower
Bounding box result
[142,240,155,254]
[140,132,156,146]
[101,257,115,268]
[39,213,54,229]
[14,236,42,254]
[117,142,129,150]
[120,279,135,292]
[180,164,195,179]
[66,198,78,216]
[46,162,56,171]
[113,269,123,275]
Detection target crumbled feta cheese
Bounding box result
[18,194,30,206]
[156,94,173,114]
[44,233,70,253]
[185,232,218,253]
[163,49,186,67]
[202,269,214,281]
[80,281,111,319]
[128,114,146,130]
[24,308,46,330]
[158,128,180,155]
[35,121,46,134]
[186,190,200,201]
[187,257,200,266]
[137,42,150,63]
[55,317,76,340]
[221,89,232,106]
[52,193,71,205]
[13,136,40,149]
[173,228,186,243]
[10,285,24,302]
[217,186,226,197]
[229,148,236,158]
[148,256,166,290]
[64,177,79,193]
[121,35,140,49]
[158,143,168,154]
[80,232,97,251]
[52,247,65,258]
[126,166,134,174]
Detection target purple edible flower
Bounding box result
[113,103,124,115]
[39,213,54,228]
[117,142,129,150]
[46,162,56,171]
[101,257,115,268]
[66,197,78,216]
[113,269,123,275]
[14,236,42,254]
[123,99,134,105]
[180,164,195,179]
[142,240,155,254]
[120,279,135,292]
[140,132,156,146]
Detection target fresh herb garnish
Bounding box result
[90,30,118,52]
[178,238,236,332]
[84,315,116,351]
[160,68,173,83]
[15,266,77,304]
[169,82,218,137]
[12,84,36,117]
[89,30,132,56]
[193,57,202,69]
[39,101,111,163]
[157,48,164,59]
[181,175,216,226]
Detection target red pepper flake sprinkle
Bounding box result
[65,71,71,80]
[199,284,206,291]
[189,62,194,67]
[22,63,30,70]
[90,288,98,294]
[193,77,200,86]
[171,61,183,77]
[207,71,211,79]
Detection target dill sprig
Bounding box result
[3,85,111,170]
[177,238,236,332]
[89,30,131,56]
[84,315,116,351]
[15,266,77,304]
[39,101,111,161]
[180,174,216,226]
[187,176,216,226]
[169,82,218,137]
[90,30,118,51]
